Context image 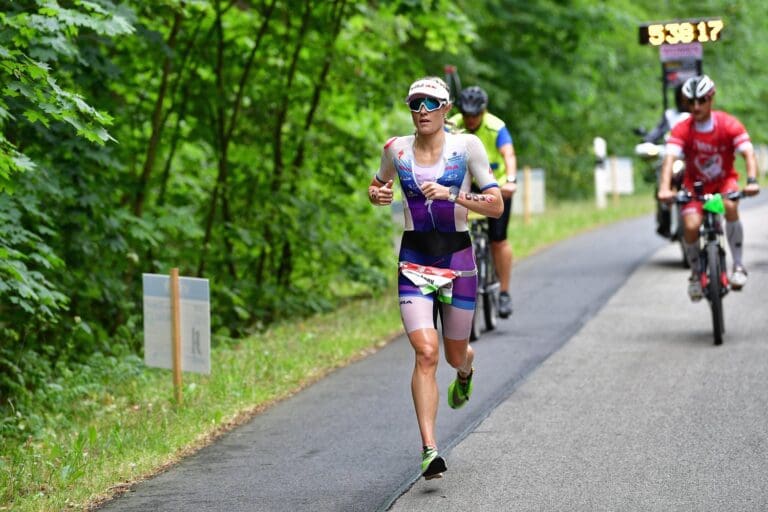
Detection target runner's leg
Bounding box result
[443,306,475,410]
[441,248,478,353]
[408,327,440,448]
[443,335,474,377]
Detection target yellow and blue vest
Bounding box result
[448,112,513,181]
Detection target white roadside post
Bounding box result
[593,137,608,209]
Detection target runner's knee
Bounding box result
[444,342,470,368]
[415,346,439,370]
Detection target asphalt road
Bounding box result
[391,197,768,511]
[97,196,768,512]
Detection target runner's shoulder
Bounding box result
[449,131,483,150]
[383,135,413,153]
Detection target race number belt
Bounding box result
[399,262,477,304]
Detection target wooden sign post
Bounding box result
[170,268,183,404]
[143,271,210,405]
[523,165,532,225]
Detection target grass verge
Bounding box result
[1,191,655,511]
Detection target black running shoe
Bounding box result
[421,446,447,480]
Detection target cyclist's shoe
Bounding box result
[499,292,512,318]
[421,446,446,480]
[688,274,703,302]
[730,266,748,290]
[447,368,474,409]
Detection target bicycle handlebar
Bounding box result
[675,189,745,204]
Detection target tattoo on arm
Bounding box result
[460,192,496,203]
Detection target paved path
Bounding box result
[98,197,767,512]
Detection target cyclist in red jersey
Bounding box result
[658,75,760,301]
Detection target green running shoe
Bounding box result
[447,368,473,409]
[421,446,447,480]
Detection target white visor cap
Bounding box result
[405,79,450,103]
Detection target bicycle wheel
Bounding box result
[470,255,487,342]
[706,242,724,345]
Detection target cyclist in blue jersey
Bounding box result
[368,76,503,479]
[449,86,517,318]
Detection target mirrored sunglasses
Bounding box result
[408,97,446,113]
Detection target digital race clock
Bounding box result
[638,18,724,46]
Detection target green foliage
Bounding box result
[0,192,68,319]
[0,0,471,426]
[2,4,768,502]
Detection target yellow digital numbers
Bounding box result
[705,19,724,42]
[647,24,665,46]
[639,18,724,46]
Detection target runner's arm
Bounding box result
[369,141,396,205]
[368,176,393,205]
[456,187,503,218]
[418,135,503,218]
[464,135,503,218]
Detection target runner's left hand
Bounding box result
[420,181,448,201]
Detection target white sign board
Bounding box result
[659,42,702,62]
[610,157,634,194]
[143,274,211,374]
[512,168,546,215]
[594,157,634,208]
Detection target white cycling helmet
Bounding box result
[681,74,715,100]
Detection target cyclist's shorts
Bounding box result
[487,197,512,242]
[398,245,477,341]
[681,176,739,217]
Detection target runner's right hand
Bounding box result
[372,180,394,205]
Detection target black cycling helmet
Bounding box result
[458,86,488,116]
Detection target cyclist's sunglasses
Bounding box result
[690,96,710,105]
[408,97,446,113]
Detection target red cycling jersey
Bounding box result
[666,110,752,192]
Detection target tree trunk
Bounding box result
[133,10,183,217]
[197,0,277,276]
[276,0,347,286]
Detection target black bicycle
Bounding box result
[676,183,745,345]
[469,215,500,341]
